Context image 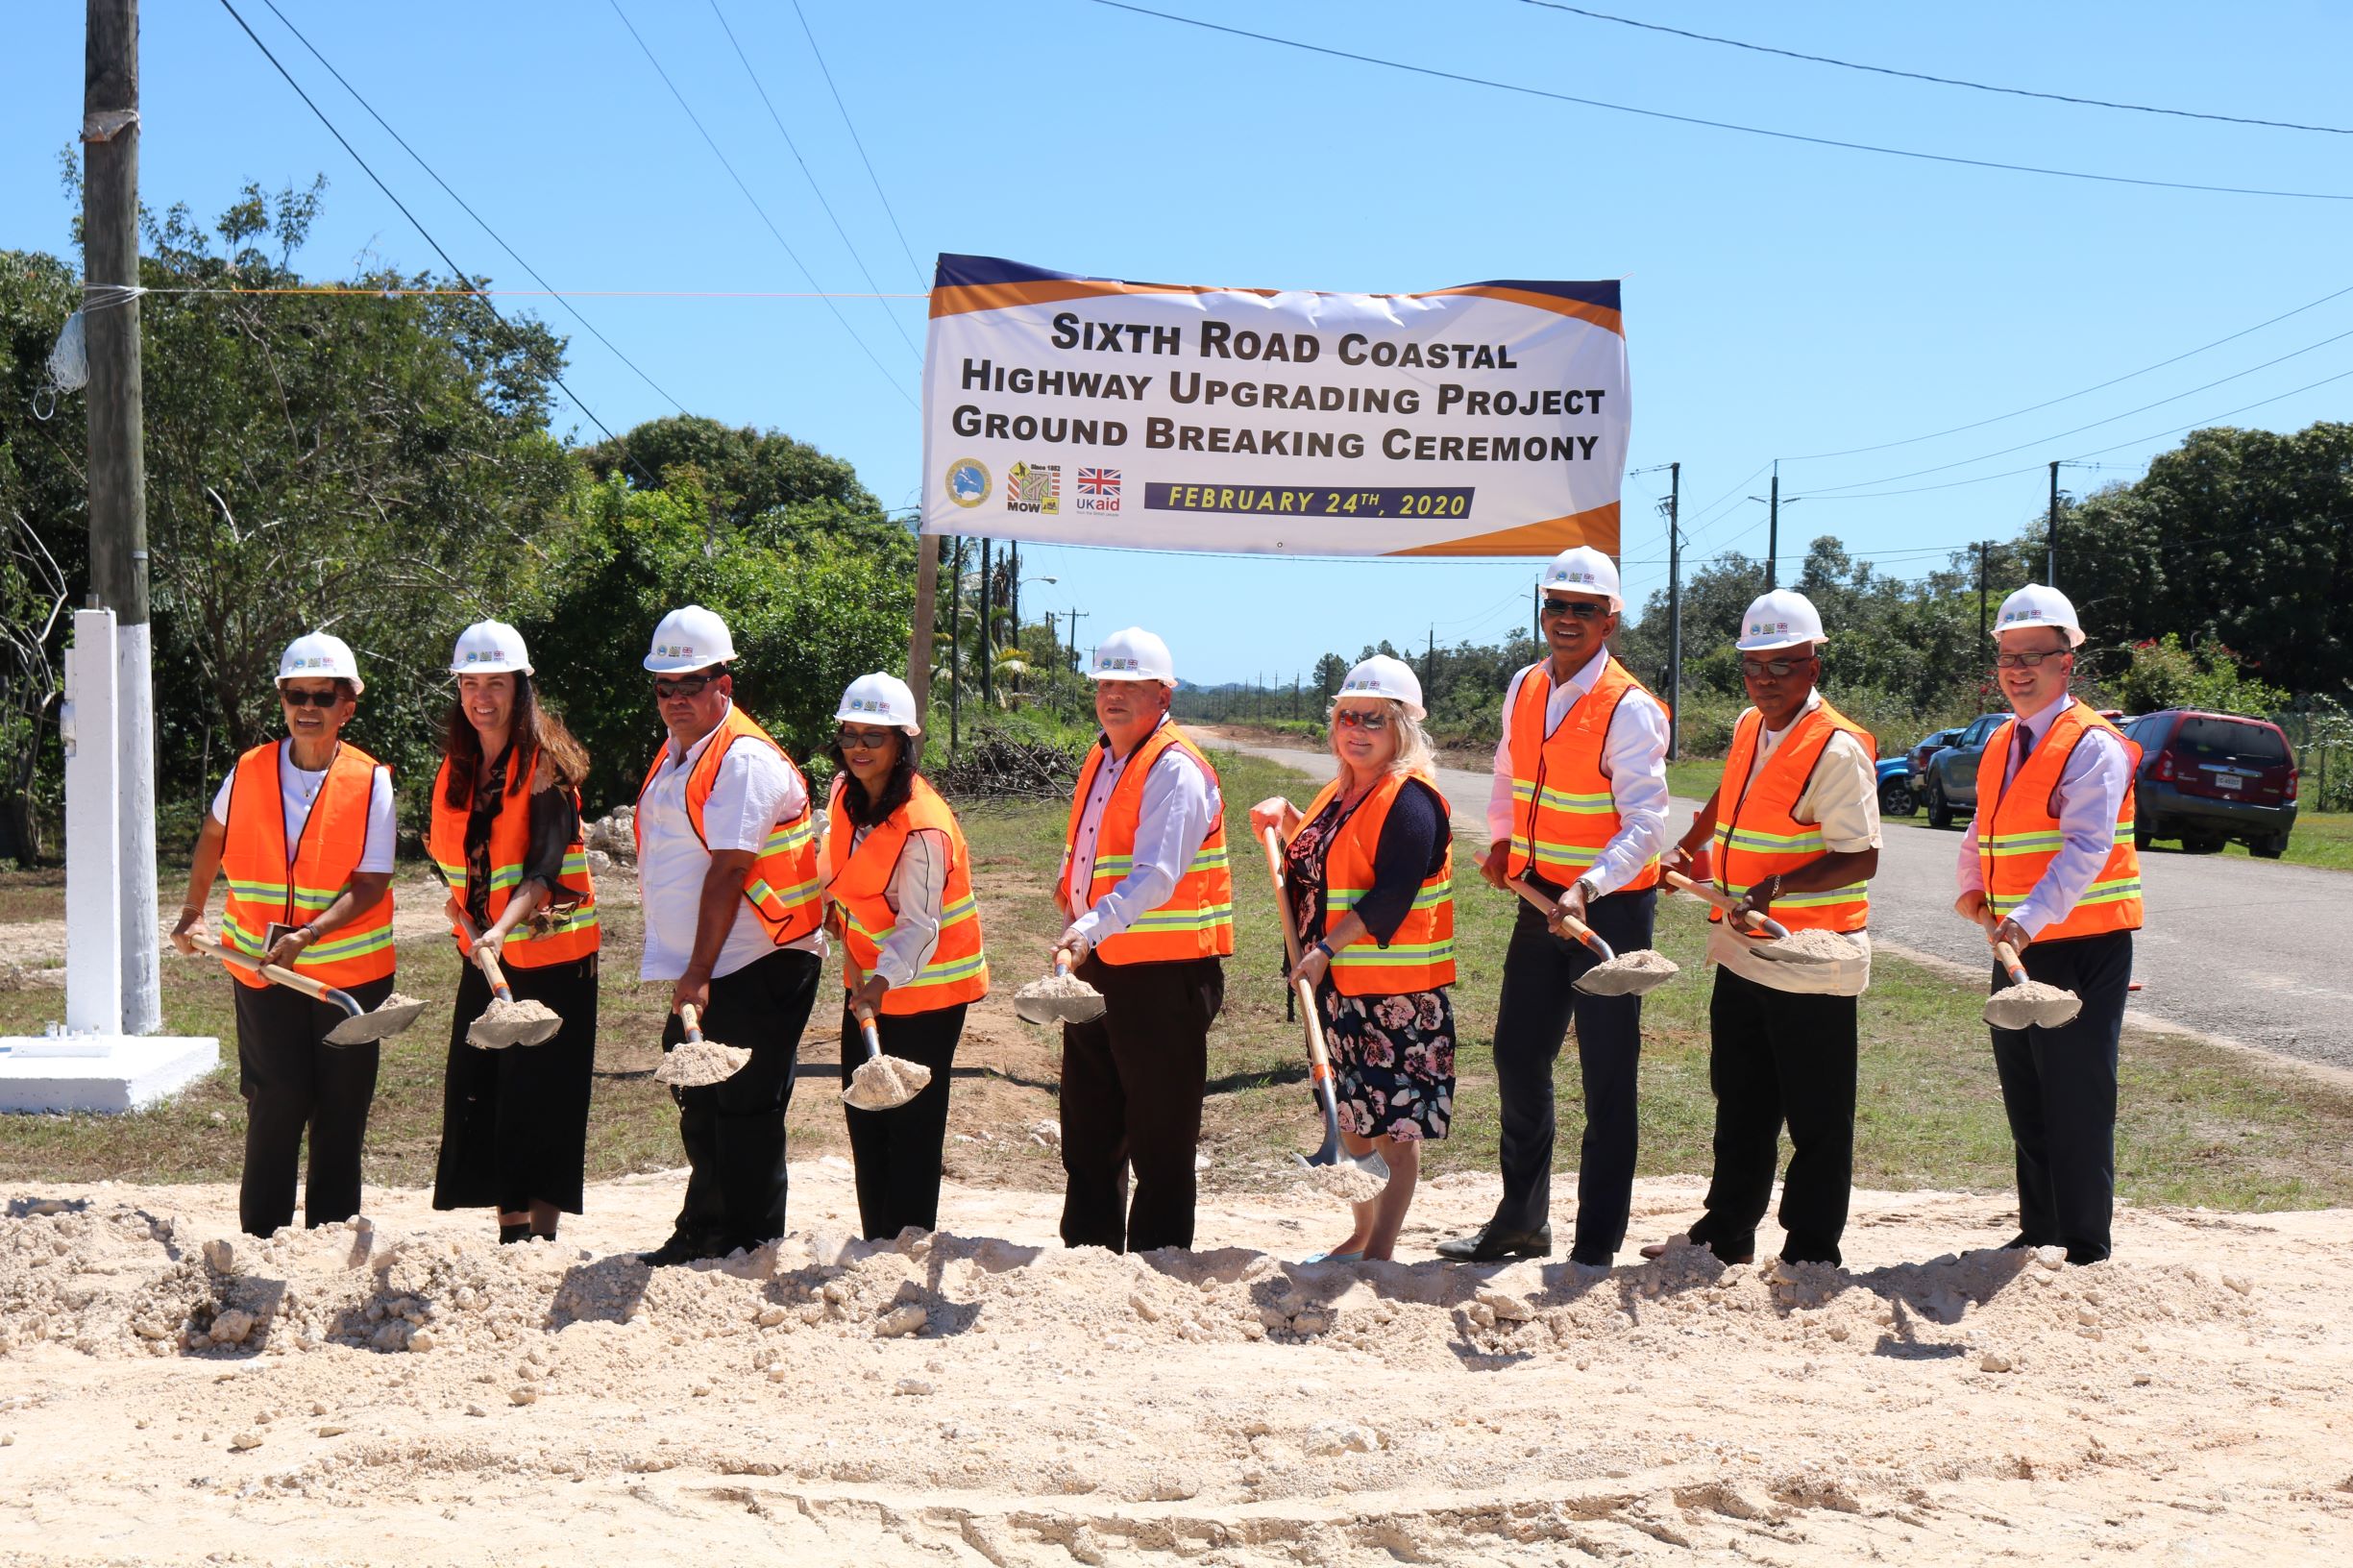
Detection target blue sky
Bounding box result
[8,2,2351,682]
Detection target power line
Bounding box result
[214,0,651,479]
[1787,278,2353,461]
[1087,1,2353,203]
[604,0,917,408]
[253,0,687,418]
[791,0,929,291]
[704,0,921,361]
[1515,1,2353,136]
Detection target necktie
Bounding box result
[2015,722,2037,780]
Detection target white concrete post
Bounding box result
[62,606,123,1039]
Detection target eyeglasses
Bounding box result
[1994,649,2068,670]
[1739,656,1811,679]
[280,687,343,709]
[652,674,719,699]
[1333,708,1391,731]
[835,727,897,750]
[1540,599,1607,621]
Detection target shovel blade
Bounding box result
[1573,962,1675,998]
[842,1054,932,1111]
[324,995,428,1046]
[1012,990,1106,1026]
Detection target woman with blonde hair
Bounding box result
[1249,654,1457,1262]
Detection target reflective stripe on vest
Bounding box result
[1709,700,1874,935]
[428,750,601,968]
[823,772,991,1016]
[1060,722,1236,965]
[1299,769,1456,995]
[217,740,395,990]
[634,704,824,948]
[1975,701,2145,940]
[1505,656,1661,891]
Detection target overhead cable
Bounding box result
[792,0,931,291]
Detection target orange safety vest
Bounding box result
[1710,699,1875,936]
[428,748,600,968]
[1296,770,1455,995]
[1060,722,1235,966]
[1505,655,1662,891]
[1975,700,2144,941]
[634,703,823,947]
[824,773,989,1015]
[217,740,395,990]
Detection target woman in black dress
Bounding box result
[428,621,601,1243]
[1250,654,1457,1262]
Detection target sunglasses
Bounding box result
[652,674,719,699]
[1739,656,1812,679]
[1994,649,2068,670]
[1540,598,1607,621]
[1334,708,1391,731]
[280,687,343,709]
[835,727,898,750]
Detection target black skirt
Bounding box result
[431,953,599,1213]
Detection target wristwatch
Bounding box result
[1573,873,1603,903]
[1310,938,1336,964]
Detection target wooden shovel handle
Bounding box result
[842,951,879,1030]
[208,940,343,1006]
[1262,827,1336,1090]
[1661,868,1790,940]
[1260,826,1306,970]
[1993,941,2031,987]
[448,901,515,1001]
[1504,876,1615,962]
[678,1002,703,1042]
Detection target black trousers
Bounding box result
[1490,883,1655,1262]
[232,973,391,1237]
[1991,929,2130,1264]
[432,954,600,1216]
[1059,954,1223,1255]
[659,947,821,1253]
[1687,965,1858,1265]
[837,1000,967,1240]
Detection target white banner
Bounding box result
[919,255,1629,557]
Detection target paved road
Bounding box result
[1204,731,2353,1071]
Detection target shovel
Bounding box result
[1504,877,1679,997]
[1659,869,1838,966]
[1012,946,1107,1025]
[448,900,562,1049]
[838,954,931,1112]
[1257,826,1390,1193]
[1977,912,2083,1029]
[208,941,428,1045]
[653,1001,751,1088]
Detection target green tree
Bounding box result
[581,414,880,534]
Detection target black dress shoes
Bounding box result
[637,1231,716,1267]
[1435,1223,1554,1262]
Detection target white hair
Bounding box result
[1326,696,1434,778]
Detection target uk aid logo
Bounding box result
[1074,467,1121,514]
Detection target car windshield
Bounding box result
[2173,717,2289,765]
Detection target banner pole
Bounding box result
[909,530,940,723]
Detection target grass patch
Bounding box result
[1666,757,1725,801]
[2216,810,2353,872]
[3,747,2350,1215]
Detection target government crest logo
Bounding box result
[1074,467,1121,514]
[1006,461,1061,515]
[945,457,991,508]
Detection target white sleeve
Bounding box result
[209,773,233,827]
[1071,747,1218,944]
[1486,666,1528,843]
[870,830,948,990]
[357,767,397,873]
[700,742,800,854]
[1581,690,1672,896]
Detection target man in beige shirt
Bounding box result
[1647,590,1881,1266]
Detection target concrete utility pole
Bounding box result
[1064,609,1087,672]
[84,0,159,1035]
[977,538,993,708]
[1765,464,1780,591]
[2047,460,2061,588]
[1977,540,1992,647]
[1665,461,1681,762]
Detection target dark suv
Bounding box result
[2121,710,2299,857]
[1920,713,2009,828]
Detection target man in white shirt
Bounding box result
[1647,590,1880,1268]
[1440,548,1671,1267]
[633,606,826,1266]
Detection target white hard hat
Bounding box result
[835,672,921,734]
[1336,653,1426,720]
[1087,626,1176,686]
[449,619,532,676]
[277,631,363,696]
[1735,589,1827,652]
[1539,546,1622,611]
[644,604,738,673]
[1993,582,2085,649]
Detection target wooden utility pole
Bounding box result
[977,538,993,708]
[1765,463,1780,591]
[907,531,939,723]
[85,0,159,1035]
[1977,540,1992,647]
[945,537,961,761]
[2047,460,2061,588]
[1665,460,1681,762]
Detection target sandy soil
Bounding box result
[3,1168,2350,1566]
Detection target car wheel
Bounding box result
[1925,778,1952,830]
[2182,832,2225,855]
[2251,833,2288,860]
[2133,821,2152,852]
[1879,779,1917,818]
